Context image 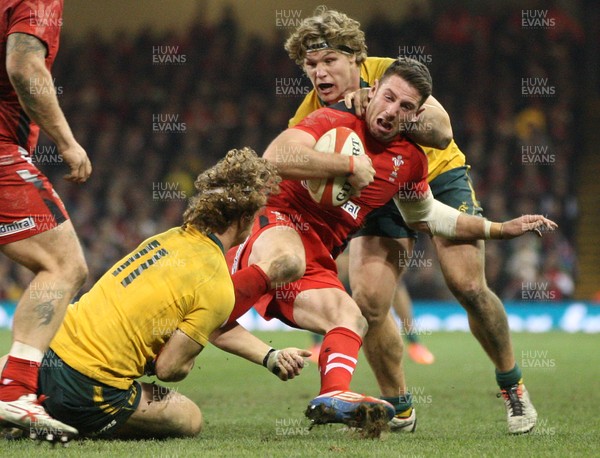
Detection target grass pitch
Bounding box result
[1,330,598,457]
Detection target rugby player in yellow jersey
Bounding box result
[284,8,537,434]
[23,148,310,439]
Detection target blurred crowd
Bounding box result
[366,4,583,300]
[0,4,583,303]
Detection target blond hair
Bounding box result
[183,148,280,235]
[285,7,367,67]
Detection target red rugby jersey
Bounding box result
[0,0,63,156]
[267,104,429,255]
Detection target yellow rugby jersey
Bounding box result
[50,226,234,390]
[289,56,465,181]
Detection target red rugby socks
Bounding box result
[318,327,362,394]
[0,356,39,401]
[228,264,271,322]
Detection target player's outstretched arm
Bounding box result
[263,127,374,189]
[480,214,558,239]
[210,322,311,381]
[6,33,91,183]
[451,213,557,240]
[395,191,557,240]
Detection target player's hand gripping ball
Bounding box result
[306,127,365,206]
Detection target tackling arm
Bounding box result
[405,95,453,149]
[209,322,311,381]
[153,329,203,382]
[395,191,558,240]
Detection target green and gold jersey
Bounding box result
[289,56,465,181]
[51,226,234,390]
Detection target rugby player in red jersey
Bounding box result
[287,8,539,434]
[210,58,556,428]
[0,0,91,440]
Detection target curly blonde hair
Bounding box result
[183,148,280,235]
[285,7,367,67]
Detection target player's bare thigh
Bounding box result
[431,236,486,288]
[115,382,202,439]
[248,225,306,283]
[292,287,367,337]
[348,235,414,316]
[0,220,86,275]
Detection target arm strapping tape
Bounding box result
[393,191,461,239]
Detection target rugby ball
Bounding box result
[306,127,364,206]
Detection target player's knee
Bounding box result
[184,405,204,436]
[352,283,389,325]
[329,304,368,337]
[44,250,88,292]
[268,252,305,284]
[61,252,88,290]
[171,402,203,437]
[356,314,369,336]
[447,277,488,310]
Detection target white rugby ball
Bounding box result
[307,127,364,206]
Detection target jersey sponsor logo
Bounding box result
[341,200,360,219]
[0,217,35,237]
[350,136,362,156]
[335,181,353,204]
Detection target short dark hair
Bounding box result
[380,57,432,105]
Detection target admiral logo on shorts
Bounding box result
[0,217,36,237]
